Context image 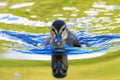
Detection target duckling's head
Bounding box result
[50,20,68,48]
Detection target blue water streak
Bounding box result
[0,30,120,56]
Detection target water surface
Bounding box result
[1,30,120,60]
[0,1,120,60]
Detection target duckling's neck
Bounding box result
[51,39,66,48]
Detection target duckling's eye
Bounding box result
[52,28,56,33]
[62,28,65,32]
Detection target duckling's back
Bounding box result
[65,29,81,47]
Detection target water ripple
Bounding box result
[1,30,120,60]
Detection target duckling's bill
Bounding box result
[55,34,62,45]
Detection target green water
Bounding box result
[0,0,120,80]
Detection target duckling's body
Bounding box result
[65,29,80,47]
[45,20,80,48]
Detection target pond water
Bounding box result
[0,1,120,60]
[10,2,35,9]
[0,30,120,60]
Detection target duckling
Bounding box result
[45,20,81,48]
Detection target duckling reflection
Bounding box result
[45,20,81,48]
[51,48,68,78]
